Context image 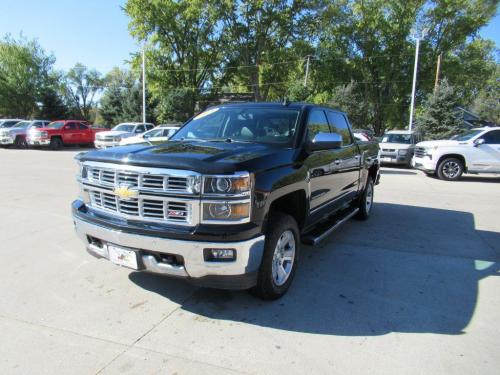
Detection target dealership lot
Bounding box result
[0,147,499,375]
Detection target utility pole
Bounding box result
[408,28,428,131]
[142,47,146,123]
[303,55,310,87]
[434,53,442,92]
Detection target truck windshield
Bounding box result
[47,122,65,129]
[453,130,483,141]
[382,134,412,144]
[171,107,300,145]
[0,121,21,128]
[113,124,135,132]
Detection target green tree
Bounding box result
[100,67,142,125]
[470,65,500,124]
[416,79,462,139]
[0,35,61,118]
[64,63,102,120]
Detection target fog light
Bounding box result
[204,248,236,262]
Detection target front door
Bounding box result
[303,109,346,215]
[326,111,361,199]
[469,130,500,172]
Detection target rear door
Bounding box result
[78,123,92,143]
[326,111,361,198]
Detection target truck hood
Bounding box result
[0,127,25,136]
[78,140,296,174]
[417,140,466,148]
[379,142,413,150]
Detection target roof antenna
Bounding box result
[282,97,290,106]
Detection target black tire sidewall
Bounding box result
[437,158,463,181]
[254,213,300,300]
[50,138,62,150]
[355,178,374,220]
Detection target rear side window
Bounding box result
[146,124,154,130]
[135,125,145,133]
[482,130,500,144]
[327,112,353,145]
[306,110,330,142]
[66,123,77,130]
[79,123,88,130]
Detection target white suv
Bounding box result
[412,127,500,180]
[94,122,154,149]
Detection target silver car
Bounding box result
[379,130,423,167]
[0,120,50,148]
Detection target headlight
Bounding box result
[203,173,250,196]
[398,149,408,155]
[202,201,250,222]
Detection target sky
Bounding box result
[0,0,498,74]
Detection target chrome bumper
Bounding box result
[0,137,14,145]
[94,140,120,149]
[27,138,50,145]
[73,214,265,286]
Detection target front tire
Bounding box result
[251,213,300,300]
[437,158,463,181]
[14,136,27,149]
[50,137,63,150]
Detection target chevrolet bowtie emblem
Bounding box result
[113,185,139,200]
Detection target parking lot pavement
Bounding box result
[0,148,499,375]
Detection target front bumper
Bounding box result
[412,156,436,172]
[380,153,412,165]
[72,201,265,290]
[27,138,50,146]
[0,137,14,145]
[95,140,120,149]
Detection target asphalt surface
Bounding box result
[0,147,499,375]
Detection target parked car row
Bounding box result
[378,126,500,181]
[0,119,182,150]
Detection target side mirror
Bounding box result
[308,132,342,151]
[474,138,485,147]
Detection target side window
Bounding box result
[146,124,154,130]
[135,125,146,133]
[66,123,77,130]
[327,112,353,145]
[306,110,330,142]
[482,130,500,144]
[79,123,88,130]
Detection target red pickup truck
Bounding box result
[27,120,108,150]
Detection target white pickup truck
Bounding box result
[94,122,155,149]
[412,127,500,180]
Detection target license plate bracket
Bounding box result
[108,245,138,270]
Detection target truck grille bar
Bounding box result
[414,147,426,158]
[79,161,201,226]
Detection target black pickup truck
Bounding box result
[72,103,380,299]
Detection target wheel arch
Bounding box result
[266,190,307,232]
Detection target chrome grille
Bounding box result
[89,189,190,223]
[414,147,426,158]
[381,148,396,152]
[85,165,193,194]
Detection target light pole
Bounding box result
[408,28,428,131]
[142,46,146,123]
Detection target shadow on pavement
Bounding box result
[129,203,500,336]
[459,175,500,183]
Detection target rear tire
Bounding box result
[355,178,374,220]
[251,212,300,300]
[437,157,463,181]
[50,137,63,150]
